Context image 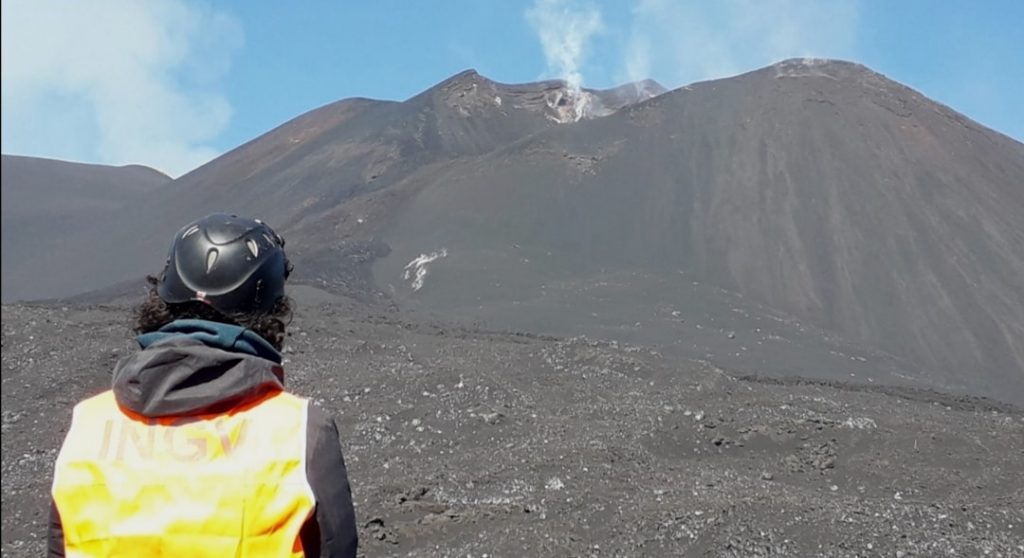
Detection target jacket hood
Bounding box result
[112,320,285,418]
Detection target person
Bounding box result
[48,213,358,557]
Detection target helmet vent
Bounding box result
[182,225,200,238]
[246,239,259,258]
[206,248,219,274]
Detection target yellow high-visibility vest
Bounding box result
[52,389,315,557]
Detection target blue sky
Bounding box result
[2,0,1021,176]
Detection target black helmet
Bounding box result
[157,213,292,314]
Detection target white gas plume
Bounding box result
[526,0,603,100]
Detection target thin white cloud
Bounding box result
[1,0,242,177]
[621,0,860,87]
[526,0,604,93]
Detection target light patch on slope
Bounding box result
[841,417,877,429]
[544,88,604,123]
[773,58,839,80]
[403,249,448,291]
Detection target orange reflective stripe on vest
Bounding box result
[52,390,315,557]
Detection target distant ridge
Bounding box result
[1,155,170,302]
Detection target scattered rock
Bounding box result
[480,411,504,425]
[545,477,565,491]
[364,517,398,544]
[396,486,431,505]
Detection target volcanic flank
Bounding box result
[2,59,1023,402]
[373,59,1024,402]
[0,155,170,302]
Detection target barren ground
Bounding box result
[2,300,1022,557]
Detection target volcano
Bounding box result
[2,59,1022,402]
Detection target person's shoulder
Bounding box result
[303,402,345,462]
[305,402,339,434]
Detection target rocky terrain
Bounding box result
[3,293,1021,557]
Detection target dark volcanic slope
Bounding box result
[10,72,663,299]
[3,301,1022,557]
[0,155,170,302]
[373,60,1024,401]
[5,60,1022,402]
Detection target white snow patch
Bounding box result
[402,249,448,291]
[494,96,502,106]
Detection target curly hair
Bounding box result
[133,276,293,351]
